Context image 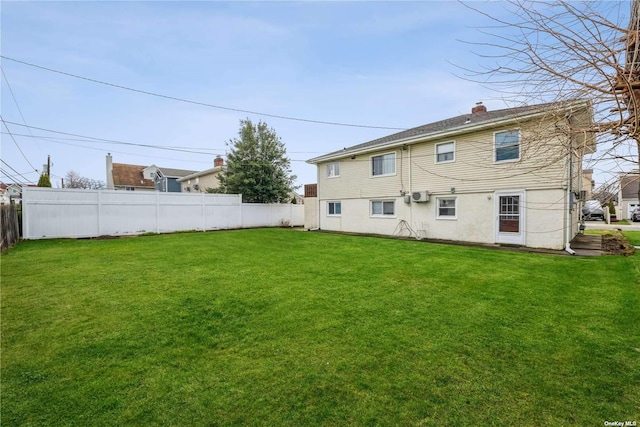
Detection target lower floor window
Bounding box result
[437,197,456,218]
[371,200,395,216]
[328,201,341,216]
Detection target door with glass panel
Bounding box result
[495,191,525,245]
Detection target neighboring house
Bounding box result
[290,191,303,205]
[306,100,595,251]
[0,183,27,204]
[177,156,226,193]
[581,169,595,201]
[106,154,196,192]
[0,187,8,204]
[106,154,155,191]
[143,165,198,192]
[617,171,639,220]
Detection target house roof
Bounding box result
[176,166,226,182]
[112,163,154,188]
[157,167,199,178]
[620,173,639,199]
[307,99,592,164]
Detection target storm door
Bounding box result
[495,191,525,245]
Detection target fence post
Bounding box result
[97,190,102,236]
[202,192,206,231]
[22,187,28,239]
[156,191,160,233]
[238,194,243,228]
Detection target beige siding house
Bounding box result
[177,156,226,193]
[307,100,595,251]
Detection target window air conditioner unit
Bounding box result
[412,191,430,203]
[193,184,200,190]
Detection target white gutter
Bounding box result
[408,144,413,227]
[564,191,576,255]
[564,121,576,255]
[317,163,321,230]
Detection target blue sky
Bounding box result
[0,1,627,190]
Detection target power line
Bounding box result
[1,55,407,131]
[0,131,328,155]
[0,116,38,172]
[0,122,328,162]
[0,168,27,186]
[2,120,220,156]
[0,159,32,184]
[1,66,39,145]
[0,132,215,165]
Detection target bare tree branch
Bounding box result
[458,0,640,200]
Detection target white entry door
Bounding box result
[495,191,525,245]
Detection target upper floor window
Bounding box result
[326,162,340,178]
[436,141,455,163]
[495,130,520,162]
[371,153,396,177]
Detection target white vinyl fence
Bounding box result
[22,187,304,239]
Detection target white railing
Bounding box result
[22,187,304,239]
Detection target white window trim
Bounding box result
[370,199,396,218]
[436,197,457,220]
[327,201,342,216]
[494,129,521,164]
[435,141,455,164]
[326,162,340,179]
[370,152,397,178]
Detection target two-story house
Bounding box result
[177,156,226,193]
[307,100,595,251]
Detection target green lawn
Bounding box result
[2,229,638,426]
[622,230,640,246]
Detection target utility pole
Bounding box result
[47,155,51,176]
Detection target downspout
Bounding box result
[564,129,576,255]
[317,164,321,231]
[408,145,413,227]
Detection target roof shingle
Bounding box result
[112,163,154,188]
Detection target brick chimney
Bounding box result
[214,156,224,168]
[471,102,487,114]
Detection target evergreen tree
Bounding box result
[37,173,52,188]
[218,119,297,203]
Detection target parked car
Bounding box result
[632,207,640,222]
[582,200,604,221]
